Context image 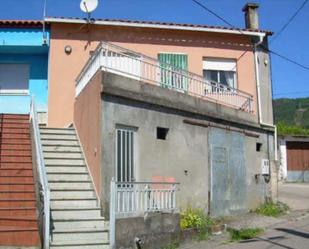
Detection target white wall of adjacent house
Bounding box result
[279,139,287,180]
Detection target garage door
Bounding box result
[0,64,30,94]
[209,127,246,216]
[287,141,309,182]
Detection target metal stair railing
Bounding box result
[30,97,50,249]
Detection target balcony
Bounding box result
[76,42,254,113]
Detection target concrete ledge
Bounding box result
[101,72,261,129]
[116,212,180,249]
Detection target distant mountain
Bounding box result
[273,97,309,129]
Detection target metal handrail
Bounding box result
[109,179,179,249]
[75,41,254,113]
[30,97,50,249]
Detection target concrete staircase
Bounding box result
[0,114,40,247]
[40,127,109,249]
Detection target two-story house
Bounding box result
[44,2,276,217]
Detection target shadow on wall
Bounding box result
[53,24,253,52]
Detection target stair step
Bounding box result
[40,128,75,134]
[0,168,33,177]
[40,134,77,140]
[50,241,109,249]
[0,138,31,145]
[49,182,93,190]
[51,208,101,219]
[53,218,107,230]
[0,207,36,216]
[0,127,30,134]
[52,229,108,242]
[42,140,80,146]
[0,184,35,192]
[0,143,31,151]
[1,119,30,129]
[0,216,38,227]
[48,173,89,181]
[45,159,85,166]
[0,227,40,247]
[0,162,33,169]
[0,176,34,184]
[0,199,36,208]
[46,165,88,173]
[43,145,82,153]
[44,152,84,159]
[0,191,35,199]
[0,156,32,163]
[1,114,29,120]
[51,190,96,199]
[1,133,30,139]
[0,150,31,157]
[51,199,98,209]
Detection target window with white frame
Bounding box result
[203,58,237,92]
[0,64,30,94]
[116,126,136,183]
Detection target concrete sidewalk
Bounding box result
[179,212,309,249]
[278,183,309,210]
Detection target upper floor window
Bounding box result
[158,53,188,91]
[203,58,237,91]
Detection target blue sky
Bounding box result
[1,0,309,99]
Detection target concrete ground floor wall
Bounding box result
[116,213,180,249]
[100,94,276,217]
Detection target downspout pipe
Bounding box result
[254,36,278,161]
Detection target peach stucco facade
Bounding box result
[48,23,257,127]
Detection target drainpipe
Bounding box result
[254,36,278,161]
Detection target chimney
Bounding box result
[242,2,259,30]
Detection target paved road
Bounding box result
[180,215,309,249]
[278,183,309,210]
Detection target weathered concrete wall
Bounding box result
[100,72,275,215]
[116,213,180,249]
[245,132,275,209]
[256,38,274,125]
[74,71,102,195]
[102,95,209,212]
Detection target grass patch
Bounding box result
[180,207,215,240]
[229,228,264,241]
[255,201,289,217]
[161,241,179,249]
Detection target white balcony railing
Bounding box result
[76,41,254,113]
[109,180,179,248]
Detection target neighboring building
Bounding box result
[0,20,49,121]
[279,135,309,182]
[43,3,276,217]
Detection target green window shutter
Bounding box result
[158,53,188,91]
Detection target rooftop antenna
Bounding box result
[80,0,98,21]
[42,0,47,45]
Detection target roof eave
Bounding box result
[45,17,268,37]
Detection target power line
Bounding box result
[270,0,309,43]
[191,0,309,72]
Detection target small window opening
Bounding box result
[157,127,169,140]
[256,143,262,152]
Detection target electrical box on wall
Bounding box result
[261,159,270,175]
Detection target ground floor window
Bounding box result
[0,63,30,94]
[116,127,136,182]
